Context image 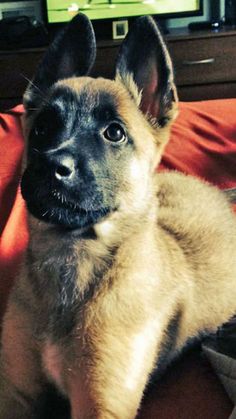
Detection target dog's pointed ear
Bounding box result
[24,13,96,110]
[116,16,178,126]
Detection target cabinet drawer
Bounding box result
[168,35,236,86]
[178,82,236,101]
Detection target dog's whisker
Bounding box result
[32,148,41,155]
[41,209,50,217]
[21,74,50,105]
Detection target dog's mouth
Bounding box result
[21,178,113,230]
[25,192,112,230]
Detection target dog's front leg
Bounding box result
[0,301,45,419]
[65,318,160,419]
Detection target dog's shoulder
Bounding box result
[156,170,236,259]
[156,170,235,222]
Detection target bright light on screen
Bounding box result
[46,0,201,23]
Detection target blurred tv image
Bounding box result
[46,0,201,23]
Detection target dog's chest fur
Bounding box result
[25,228,116,339]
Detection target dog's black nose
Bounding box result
[32,151,76,182]
[54,155,75,180]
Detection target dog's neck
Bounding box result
[25,199,158,338]
[28,180,158,246]
[28,193,157,272]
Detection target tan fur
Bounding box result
[1,21,236,419]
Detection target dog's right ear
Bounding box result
[116,16,178,127]
[24,13,96,110]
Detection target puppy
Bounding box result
[1,14,236,419]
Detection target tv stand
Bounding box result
[0,26,236,110]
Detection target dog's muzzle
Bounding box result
[21,150,112,230]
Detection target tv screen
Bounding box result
[45,0,202,24]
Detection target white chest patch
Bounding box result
[125,320,160,391]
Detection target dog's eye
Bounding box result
[33,121,48,137]
[103,123,126,143]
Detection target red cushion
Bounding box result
[0,99,236,323]
[160,99,236,190]
[0,105,28,322]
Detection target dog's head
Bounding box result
[21,14,178,231]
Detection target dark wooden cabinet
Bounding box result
[166,27,236,101]
[0,26,236,111]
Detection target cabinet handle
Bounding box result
[182,58,215,65]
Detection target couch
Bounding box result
[1,99,236,418]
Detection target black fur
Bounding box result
[155,310,182,377]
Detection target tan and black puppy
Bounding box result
[1,14,236,419]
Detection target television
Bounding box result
[43,0,203,38]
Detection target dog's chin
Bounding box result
[26,200,112,230]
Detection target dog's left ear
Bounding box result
[24,13,96,110]
[116,16,178,126]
